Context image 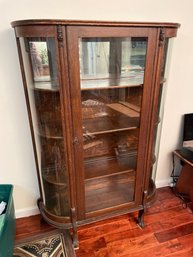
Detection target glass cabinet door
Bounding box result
[19,35,70,217]
[67,26,157,217]
[80,37,146,213]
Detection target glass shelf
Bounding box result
[33,82,59,91]
[42,167,67,186]
[81,77,143,90]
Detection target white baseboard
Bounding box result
[15,206,40,219]
[155,178,172,188]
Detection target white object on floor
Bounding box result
[0,201,7,215]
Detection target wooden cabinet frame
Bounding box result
[11,20,180,246]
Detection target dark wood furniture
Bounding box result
[172,150,193,211]
[11,19,180,247]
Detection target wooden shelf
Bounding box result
[83,131,138,160]
[107,102,139,118]
[42,174,67,186]
[118,102,140,113]
[83,115,139,136]
[38,132,63,139]
[42,166,67,186]
[84,153,137,213]
[37,123,63,139]
[85,171,135,213]
[84,154,136,180]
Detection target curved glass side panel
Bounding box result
[19,37,69,216]
[151,38,170,183]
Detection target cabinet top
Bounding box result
[11,19,180,28]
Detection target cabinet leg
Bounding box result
[71,207,79,249]
[72,229,79,249]
[37,198,44,222]
[137,209,145,228]
[37,197,42,210]
[137,190,148,228]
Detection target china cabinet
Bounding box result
[11,19,180,246]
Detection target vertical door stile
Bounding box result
[66,26,86,220]
[56,25,80,221]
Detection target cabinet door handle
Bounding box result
[73,137,79,145]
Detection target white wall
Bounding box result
[1,0,193,217]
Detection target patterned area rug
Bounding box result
[13,231,73,257]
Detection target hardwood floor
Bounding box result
[15,187,193,256]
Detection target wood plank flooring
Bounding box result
[15,187,193,256]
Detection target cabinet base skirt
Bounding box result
[37,180,156,228]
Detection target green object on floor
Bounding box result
[0,184,15,257]
[0,214,5,229]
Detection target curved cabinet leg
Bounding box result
[72,231,79,249]
[137,190,148,228]
[71,207,79,249]
[137,209,145,228]
[37,198,45,224]
[37,197,42,209]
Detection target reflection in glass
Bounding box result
[79,37,147,89]
[26,38,58,89]
[151,39,170,184]
[29,41,49,81]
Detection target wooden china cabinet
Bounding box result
[12,19,179,246]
